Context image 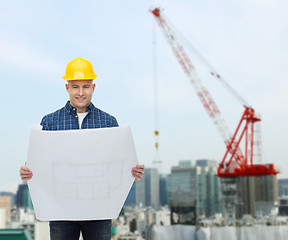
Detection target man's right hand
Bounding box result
[19,165,33,181]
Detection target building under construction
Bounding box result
[236,175,278,218]
[151,7,280,225]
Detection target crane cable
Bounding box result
[163,13,249,107]
[152,17,162,165]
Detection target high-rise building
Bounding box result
[159,174,168,207]
[278,179,288,197]
[167,163,197,206]
[279,196,288,216]
[206,167,222,217]
[0,196,11,222]
[236,175,278,218]
[16,183,33,209]
[136,168,160,210]
[196,159,218,168]
[124,182,136,206]
[0,192,16,207]
[167,159,222,217]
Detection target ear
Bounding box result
[92,83,96,91]
[65,83,69,92]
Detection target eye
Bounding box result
[83,85,90,88]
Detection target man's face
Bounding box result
[65,80,95,113]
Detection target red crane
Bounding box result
[151,8,279,178]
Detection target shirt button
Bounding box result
[75,116,78,118]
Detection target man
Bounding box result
[19,57,145,240]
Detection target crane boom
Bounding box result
[151,8,279,177]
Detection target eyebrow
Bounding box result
[70,84,91,87]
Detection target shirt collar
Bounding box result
[65,101,95,115]
[85,102,94,113]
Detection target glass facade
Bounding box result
[278,179,288,197]
[167,160,222,217]
[124,182,136,206]
[16,183,33,210]
[136,168,160,210]
[159,174,168,206]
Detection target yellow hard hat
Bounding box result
[62,57,97,80]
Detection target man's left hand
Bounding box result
[131,165,145,181]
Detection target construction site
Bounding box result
[0,1,287,240]
[145,7,287,240]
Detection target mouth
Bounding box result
[76,97,85,102]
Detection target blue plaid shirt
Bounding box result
[40,101,119,130]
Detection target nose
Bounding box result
[79,87,84,96]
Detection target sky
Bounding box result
[0,0,287,192]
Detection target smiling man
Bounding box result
[66,80,95,113]
[19,57,145,240]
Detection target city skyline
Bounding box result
[3,161,281,216]
[0,0,288,191]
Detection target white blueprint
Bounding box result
[26,125,138,221]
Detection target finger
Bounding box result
[19,169,32,175]
[20,165,30,171]
[21,177,31,181]
[132,169,145,176]
[132,171,142,177]
[20,168,32,176]
[132,168,144,175]
[132,174,141,181]
[133,166,145,171]
[131,170,144,180]
[20,173,33,179]
[136,165,145,169]
[21,174,32,181]
[19,169,33,178]
[19,167,32,173]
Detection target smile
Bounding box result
[76,97,85,102]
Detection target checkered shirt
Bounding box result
[40,101,119,130]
